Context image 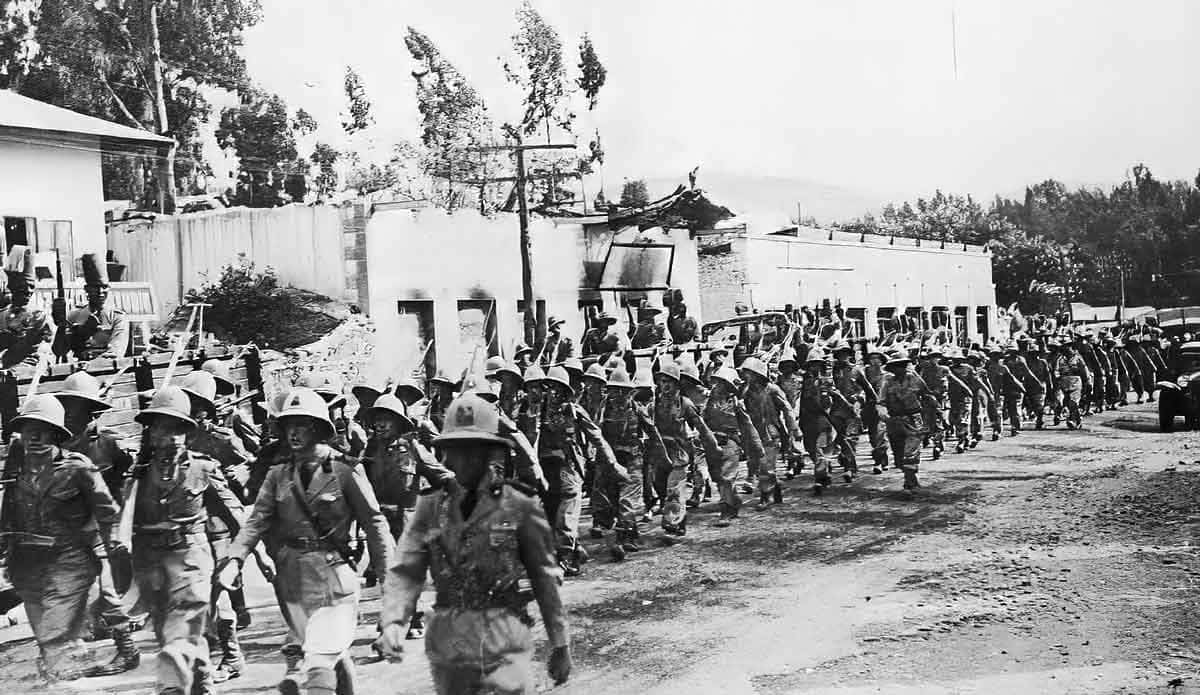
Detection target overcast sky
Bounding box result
[241,0,1200,210]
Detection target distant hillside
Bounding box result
[642,172,894,227]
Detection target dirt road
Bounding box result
[3,402,1198,694]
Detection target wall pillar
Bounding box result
[341,201,370,313]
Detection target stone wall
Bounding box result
[260,314,376,412]
[697,240,750,324]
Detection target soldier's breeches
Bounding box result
[1027,391,1047,424]
[209,536,236,622]
[93,558,132,629]
[426,608,535,695]
[706,441,743,512]
[283,599,358,672]
[541,457,582,551]
[970,395,985,437]
[987,394,1002,433]
[831,416,861,472]
[589,465,619,530]
[655,440,691,528]
[922,399,945,448]
[886,414,924,473]
[134,542,213,693]
[861,408,888,465]
[10,546,98,674]
[613,451,644,532]
[1003,392,1023,431]
[754,439,780,494]
[801,423,836,484]
[949,397,972,442]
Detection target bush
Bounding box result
[182,256,342,349]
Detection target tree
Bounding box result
[619,179,649,208]
[310,143,340,200]
[216,86,309,207]
[1,0,263,210]
[576,34,606,111]
[504,1,572,139]
[341,66,373,135]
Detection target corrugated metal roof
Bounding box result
[0,90,172,148]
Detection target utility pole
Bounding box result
[469,143,575,346]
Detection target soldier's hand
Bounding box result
[216,557,243,591]
[548,645,572,684]
[375,623,407,662]
[253,552,276,584]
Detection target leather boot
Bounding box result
[281,644,304,677]
[212,619,244,683]
[406,611,425,640]
[84,625,141,677]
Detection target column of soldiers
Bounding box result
[0,299,1177,694]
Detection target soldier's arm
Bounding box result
[572,405,625,481]
[202,463,244,535]
[947,370,971,394]
[381,495,434,628]
[768,384,801,437]
[411,439,455,489]
[103,311,130,358]
[733,401,767,461]
[343,463,394,579]
[76,460,122,546]
[498,411,546,492]
[856,370,878,403]
[517,497,569,650]
[682,397,719,455]
[227,466,280,562]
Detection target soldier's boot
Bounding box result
[192,662,216,695]
[773,483,783,504]
[954,437,966,454]
[755,491,771,510]
[362,568,379,588]
[712,504,735,527]
[611,527,629,561]
[406,611,426,640]
[558,550,582,578]
[335,655,357,695]
[84,625,141,677]
[212,619,244,683]
[902,468,920,491]
[303,667,338,695]
[281,644,304,677]
[230,587,251,630]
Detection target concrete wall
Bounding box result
[0,133,107,274]
[109,204,345,318]
[365,210,704,379]
[699,226,998,341]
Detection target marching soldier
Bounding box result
[598,366,649,559]
[831,341,876,476]
[680,361,714,509]
[1023,343,1052,429]
[178,369,254,683]
[984,346,1013,439]
[427,372,460,431]
[0,246,52,368]
[0,395,122,682]
[966,350,991,446]
[220,387,393,695]
[776,352,804,479]
[702,367,763,526]
[797,348,838,491]
[739,357,800,508]
[50,372,141,676]
[53,252,130,362]
[1055,342,1089,429]
[377,393,572,693]
[918,347,951,458]
[128,386,243,695]
[947,347,987,453]
[579,363,607,515]
[360,393,455,636]
[1000,344,1031,434]
[862,345,891,472]
[877,348,937,492]
[302,373,368,459]
[650,358,714,534]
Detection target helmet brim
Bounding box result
[54,391,112,412]
[135,408,197,430]
[9,414,72,440]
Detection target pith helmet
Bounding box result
[543,366,574,394]
[560,357,584,378]
[805,347,828,364]
[607,367,635,389]
[434,393,508,446]
[924,345,944,358]
[866,344,886,359]
[633,368,655,391]
[739,356,769,381]
[831,341,855,355]
[429,371,459,389]
[394,378,426,405]
[300,372,347,408]
[135,385,197,429]
[522,364,546,384]
[496,361,524,383]
[470,378,500,403]
[367,393,414,430]
[55,371,112,412]
[583,363,607,384]
[679,360,703,386]
[484,356,507,377]
[710,366,741,388]
[351,383,385,410]
[656,358,681,382]
[885,349,911,367]
[199,359,236,396]
[11,395,73,440]
[179,370,219,417]
[275,387,335,439]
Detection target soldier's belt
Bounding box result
[434,587,534,625]
[285,537,337,552]
[2,532,64,549]
[133,525,201,550]
[713,432,741,446]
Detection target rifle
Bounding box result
[51,249,67,363]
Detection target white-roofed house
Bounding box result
[0,90,171,281]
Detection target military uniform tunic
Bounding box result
[58,306,130,361]
[877,372,932,479]
[0,305,51,368]
[1,448,119,677]
[383,478,568,695]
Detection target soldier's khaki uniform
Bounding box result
[832,362,874,475]
[382,478,569,694]
[1,448,120,678]
[1024,353,1052,429]
[361,433,455,541]
[797,373,838,487]
[862,362,890,468]
[58,306,130,361]
[742,381,798,501]
[131,449,242,693]
[599,387,647,551]
[878,371,933,489]
[702,390,764,522]
[228,446,393,693]
[0,304,52,368]
[948,363,983,451]
[918,360,950,456]
[650,384,706,532]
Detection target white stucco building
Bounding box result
[0,90,171,280]
[699,225,999,345]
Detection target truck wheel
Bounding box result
[1158,403,1175,432]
